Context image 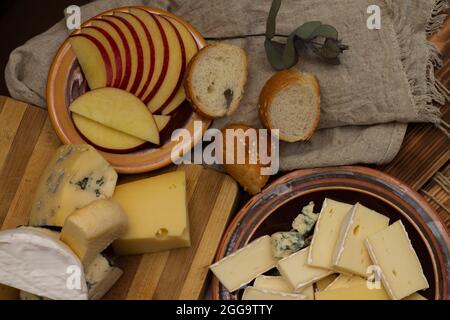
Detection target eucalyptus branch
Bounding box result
[205,33,288,41]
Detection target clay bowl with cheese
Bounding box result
[47,6,210,173]
[211,166,450,300]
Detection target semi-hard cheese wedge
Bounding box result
[60,199,128,266]
[210,236,278,292]
[29,144,117,227]
[0,227,88,300]
[277,247,333,290]
[365,220,429,300]
[242,286,306,300]
[253,275,314,300]
[315,282,390,300]
[332,203,389,277]
[308,199,353,269]
[315,274,338,291]
[112,171,190,255]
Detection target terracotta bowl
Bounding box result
[211,166,450,300]
[47,6,210,174]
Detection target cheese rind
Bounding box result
[60,199,128,266]
[365,220,429,300]
[307,199,353,269]
[332,203,389,277]
[315,282,390,300]
[0,227,88,300]
[29,144,117,227]
[242,286,306,300]
[277,247,333,290]
[113,171,190,255]
[210,236,278,292]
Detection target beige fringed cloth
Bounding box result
[5,0,449,171]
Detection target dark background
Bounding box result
[0,0,91,96]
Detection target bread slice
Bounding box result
[259,70,320,142]
[184,42,248,119]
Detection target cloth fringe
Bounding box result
[385,0,448,130]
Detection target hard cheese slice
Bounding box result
[210,236,278,292]
[61,199,128,266]
[332,203,389,277]
[315,274,338,291]
[242,286,306,300]
[253,275,314,299]
[29,144,117,227]
[308,198,353,269]
[315,282,390,300]
[0,227,88,300]
[277,246,333,290]
[113,171,190,255]
[365,220,429,300]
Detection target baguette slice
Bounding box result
[259,70,320,142]
[184,42,248,119]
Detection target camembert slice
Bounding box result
[210,236,278,292]
[332,203,389,277]
[308,199,353,269]
[365,220,429,300]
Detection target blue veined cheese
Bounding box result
[29,144,117,227]
[271,231,307,258]
[19,254,122,300]
[292,201,319,236]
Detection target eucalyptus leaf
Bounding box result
[266,0,282,39]
[319,38,341,58]
[282,33,299,68]
[309,24,338,40]
[265,38,289,70]
[294,21,322,40]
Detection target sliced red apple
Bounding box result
[69,34,113,89]
[90,18,132,89]
[128,8,169,102]
[160,16,200,115]
[113,11,155,99]
[69,87,160,145]
[147,15,186,114]
[80,26,122,88]
[154,114,171,131]
[101,15,144,95]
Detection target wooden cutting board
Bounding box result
[0,96,239,300]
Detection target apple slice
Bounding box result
[128,8,169,102]
[160,16,200,115]
[90,19,132,89]
[154,114,171,131]
[80,26,122,88]
[69,87,160,144]
[69,34,113,89]
[101,15,144,94]
[113,11,155,99]
[147,15,186,114]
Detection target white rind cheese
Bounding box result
[210,236,278,292]
[29,144,117,227]
[0,227,88,300]
[242,286,306,300]
[365,220,429,300]
[332,203,389,277]
[61,199,128,266]
[307,199,353,269]
[277,246,333,290]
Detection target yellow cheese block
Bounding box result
[365,220,429,300]
[112,171,190,255]
[332,203,390,277]
[308,199,353,269]
[60,199,128,266]
[242,286,306,300]
[315,274,338,291]
[0,284,19,300]
[29,144,117,226]
[210,236,278,292]
[315,282,391,300]
[277,246,333,290]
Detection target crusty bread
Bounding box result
[184,42,248,119]
[221,124,270,195]
[259,70,321,142]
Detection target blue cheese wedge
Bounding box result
[29,144,117,227]
[292,202,318,236]
[271,231,307,258]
